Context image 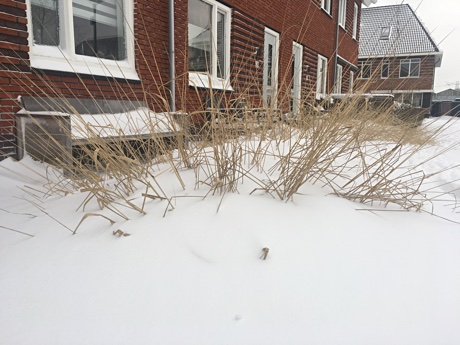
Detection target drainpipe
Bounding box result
[168,0,176,112]
[333,1,340,94]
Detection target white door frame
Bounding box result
[334,64,343,94]
[291,41,303,113]
[349,71,354,93]
[316,54,328,100]
[263,27,280,107]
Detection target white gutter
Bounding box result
[337,54,358,69]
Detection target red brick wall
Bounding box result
[0,0,28,159]
[0,0,174,160]
[338,0,361,64]
[230,9,265,105]
[0,0,363,160]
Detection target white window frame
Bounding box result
[352,3,358,39]
[321,0,332,15]
[291,41,303,113]
[349,71,354,93]
[411,93,423,108]
[399,58,420,79]
[188,0,232,91]
[380,27,392,40]
[334,64,343,94]
[263,27,280,107]
[338,0,347,29]
[358,61,371,79]
[316,54,328,99]
[26,0,138,80]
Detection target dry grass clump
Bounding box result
[6,81,445,219]
[10,93,183,221]
[0,22,452,222]
[246,101,435,210]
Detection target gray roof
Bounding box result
[359,4,440,57]
[433,88,460,102]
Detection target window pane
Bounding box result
[267,44,273,86]
[412,93,422,107]
[334,65,342,93]
[216,11,225,79]
[380,27,391,40]
[400,61,409,77]
[410,61,420,77]
[73,0,126,61]
[349,71,354,92]
[188,0,212,74]
[359,63,371,79]
[31,0,60,46]
[353,4,358,38]
[382,63,389,78]
[319,58,327,93]
[339,0,346,26]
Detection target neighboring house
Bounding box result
[356,4,442,110]
[431,88,460,117]
[433,88,460,102]
[0,0,377,161]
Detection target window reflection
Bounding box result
[73,0,126,60]
[31,0,60,46]
[188,0,212,74]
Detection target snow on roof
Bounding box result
[359,4,441,58]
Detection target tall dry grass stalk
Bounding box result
[0,8,457,225]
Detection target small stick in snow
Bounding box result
[113,229,131,237]
[260,247,270,260]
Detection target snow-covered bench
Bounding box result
[16,96,185,167]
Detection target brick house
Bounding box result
[356,4,442,110]
[0,0,376,161]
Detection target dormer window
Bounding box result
[380,27,392,40]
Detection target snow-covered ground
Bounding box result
[1,117,460,345]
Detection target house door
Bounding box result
[263,28,279,107]
[290,42,303,113]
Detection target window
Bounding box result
[334,64,343,94]
[321,0,332,15]
[349,71,354,93]
[28,0,136,79]
[400,59,420,78]
[380,26,392,40]
[381,61,389,79]
[358,61,371,79]
[338,0,346,28]
[188,0,231,89]
[316,55,328,99]
[397,93,423,108]
[353,3,358,39]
